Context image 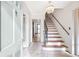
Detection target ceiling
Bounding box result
[24,1,71,19]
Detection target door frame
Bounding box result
[74,8,79,56]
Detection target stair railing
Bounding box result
[44,20,48,45]
[50,14,69,35]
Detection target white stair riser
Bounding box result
[48,36,61,38]
[48,26,56,28]
[47,23,55,25]
[48,38,62,41]
[48,35,61,37]
[48,32,58,33]
[48,27,56,28]
[48,30,57,31]
[46,42,64,46]
[47,25,55,27]
[43,47,66,51]
[48,28,57,29]
[47,24,55,26]
[48,28,57,30]
[48,29,57,30]
[48,30,58,32]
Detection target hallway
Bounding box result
[23,42,72,57]
[24,16,72,57]
[1,1,79,57]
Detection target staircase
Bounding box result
[43,19,67,51]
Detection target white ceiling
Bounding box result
[24,1,70,19]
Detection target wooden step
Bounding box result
[47,26,55,28]
[48,35,61,37]
[47,24,55,25]
[42,47,66,51]
[48,40,64,42]
[48,30,58,32]
[48,27,56,29]
[47,25,55,26]
[42,45,67,51]
[48,28,57,30]
[42,45,66,48]
[46,42,64,46]
[48,29,58,31]
[48,26,56,28]
[47,27,56,29]
[48,38,62,41]
[46,22,54,23]
[48,33,59,35]
[46,22,54,24]
[47,26,55,27]
[46,22,53,23]
[48,29,57,30]
[47,24,55,26]
[48,32,59,34]
[48,36,62,38]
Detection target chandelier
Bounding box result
[46,5,55,14]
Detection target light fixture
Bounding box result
[46,5,55,14]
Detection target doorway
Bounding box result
[32,20,41,42]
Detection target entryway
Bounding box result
[32,19,41,42]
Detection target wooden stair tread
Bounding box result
[48,27,56,29]
[48,36,62,38]
[48,30,58,32]
[48,32,59,34]
[48,29,57,30]
[47,27,56,29]
[48,28,57,29]
[48,40,64,42]
[48,33,59,35]
[47,24,54,25]
[43,45,67,48]
[47,24,55,26]
[47,26,55,27]
[47,25,55,26]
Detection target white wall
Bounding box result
[52,2,79,55]
[0,1,32,57]
[0,2,22,57]
[21,2,32,47]
[74,8,79,56]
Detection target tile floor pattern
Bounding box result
[23,42,72,57]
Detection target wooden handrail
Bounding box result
[44,20,48,32]
[51,14,69,35]
[44,20,48,44]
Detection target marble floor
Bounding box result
[22,42,73,57]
